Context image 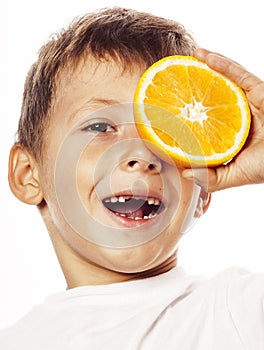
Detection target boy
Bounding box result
[2,7,264,349]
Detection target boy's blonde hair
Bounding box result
[17,7,197,159]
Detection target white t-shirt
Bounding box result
[1,267,264,349]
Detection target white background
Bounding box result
[0,0,263,329]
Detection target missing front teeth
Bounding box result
[102,196,164,220]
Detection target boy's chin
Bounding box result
[90,226,179,276]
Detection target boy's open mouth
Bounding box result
[102,195,164,220]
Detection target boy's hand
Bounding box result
[183,48,264,192]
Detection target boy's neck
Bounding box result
[63,252,177,288]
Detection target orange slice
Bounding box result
[134,55,251,167]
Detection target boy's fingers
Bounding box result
[193,48,212,60]
[194,48,262,92]
[182,166,242,193]
[182,168,217,192]
[194,48,239,64]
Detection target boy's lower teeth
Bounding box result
[114,212,157,220]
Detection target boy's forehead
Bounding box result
[58,55,144,93]
[53,56,144,125]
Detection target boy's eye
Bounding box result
[83,122,116,133]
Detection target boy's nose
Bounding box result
[119,144,162,174]
[118,138,163,174]
[123,157,162,174]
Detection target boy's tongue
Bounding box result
[125,208,143,219]
[111,199,145,218]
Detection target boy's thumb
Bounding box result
[182,167,229,192]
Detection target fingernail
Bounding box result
[182,169,194,180]
[194,48,208,60]
[182,169,203,184]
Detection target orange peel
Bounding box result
[134,55,251,167]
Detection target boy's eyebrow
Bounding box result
[88,97,121,106]
[68,97,121,124]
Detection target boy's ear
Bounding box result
[194,189,211,218]
[8,144,44,205]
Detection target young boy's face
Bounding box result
[36,56,202,277]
